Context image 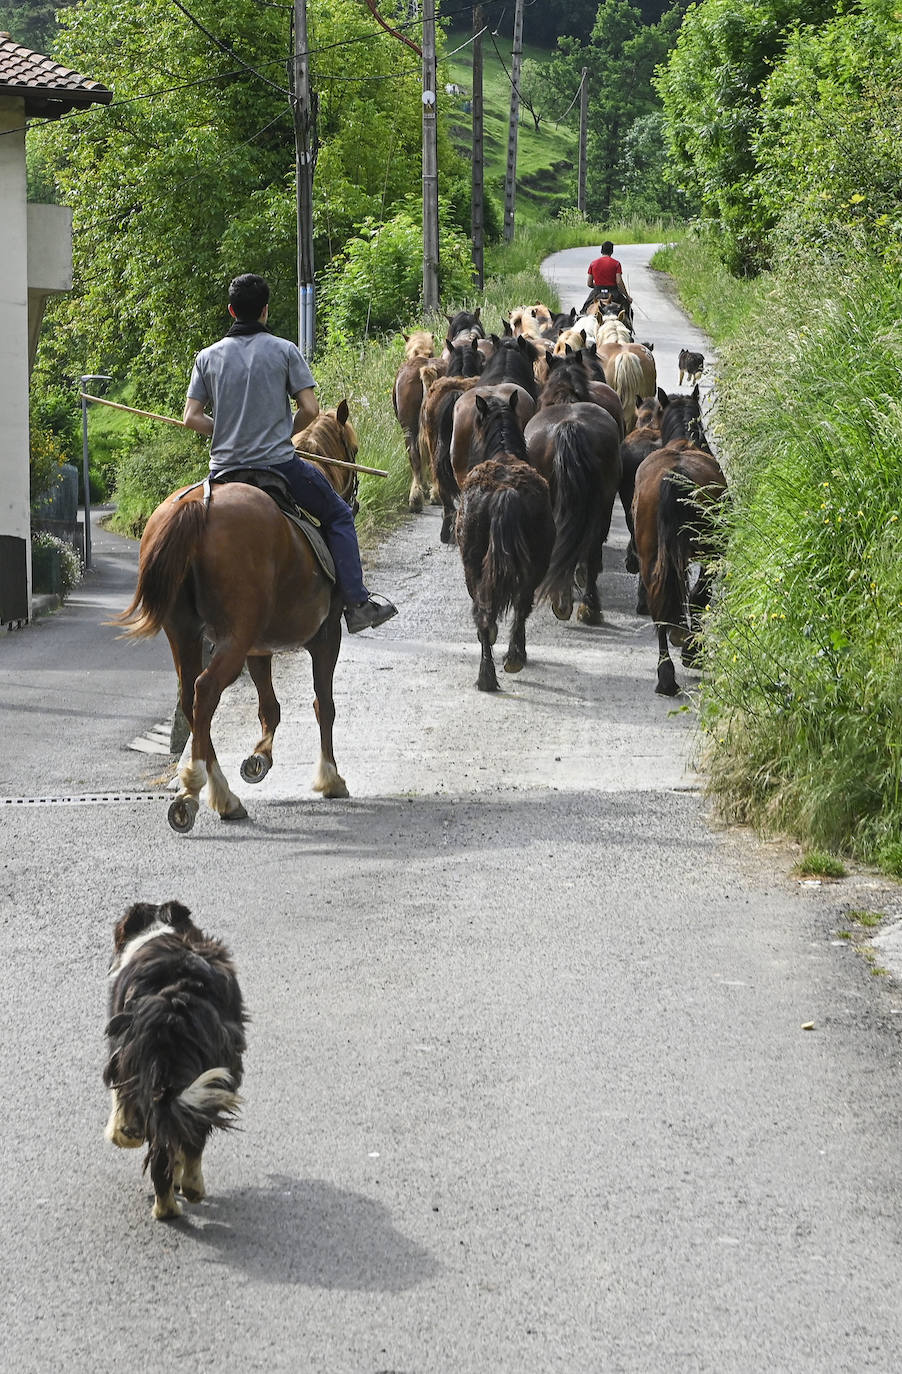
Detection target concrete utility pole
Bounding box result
[578,67,588,217]
[503,0,524,243]
[292,0,316,357]
[421,0,439,309]
[471,5,484,288]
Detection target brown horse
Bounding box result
[455,393,554,691]
[116,484,348,832]
[393,348,445,513]
[524,389,622,625]
[293,400,360,512]
[632,440,727,695]
[450,382,537,492]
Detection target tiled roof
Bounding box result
[0,33,112,116]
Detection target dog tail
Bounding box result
[170,1068,243,1135]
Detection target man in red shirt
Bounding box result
[585,241,632,317]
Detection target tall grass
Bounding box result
[667,238,902,862]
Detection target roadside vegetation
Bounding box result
[653,0,902,866]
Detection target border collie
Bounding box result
[104,900,246,1220]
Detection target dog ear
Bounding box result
[160,900,193,930]
[115,902,159,949]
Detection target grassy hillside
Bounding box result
[443,41,577,227]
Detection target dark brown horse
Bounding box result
[524,387,622,624]
[450,382,537,492]
[455,393,554,691]
[116,484,348,831]
[632,440,727,695]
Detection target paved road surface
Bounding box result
[2,246,902,1373]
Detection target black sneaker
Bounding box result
[344,595,398,634]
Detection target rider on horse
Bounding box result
[183,274,397,634]
[584,241,633,325]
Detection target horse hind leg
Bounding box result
[170,643,248,831]
[477,623,500,692]
[655,624,679,696]
[240,654,279,785]
[503,590,533,674]
[310,607,349,798]
[405,430,426,513]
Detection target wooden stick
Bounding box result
[78,393,390,477]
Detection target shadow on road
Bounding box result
[181,1174,442,1291]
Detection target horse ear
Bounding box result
[402,333,410,342]
[578,330,586,344]
[336,398,350,425]
[444,336,454,352]
[474,394,489,418]
[446,314,454,324]
[692,383,700,400]
[502,318,512,336]
[657,387,669,406]
[569,308,577,322]
[564,344,573,356]
[473,307,481,320]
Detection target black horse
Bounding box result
[455,393,555,692]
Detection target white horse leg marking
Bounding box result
[312,754,349,799]
[177,759,207,802]
[205,760,244,817]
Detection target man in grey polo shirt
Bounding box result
[183,273,397,634]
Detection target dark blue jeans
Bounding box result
[271,457,368,605]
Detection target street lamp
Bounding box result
[79,374,111,570]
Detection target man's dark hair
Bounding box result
[601,241,614,255]
[229,273,270,323]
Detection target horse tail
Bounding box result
[538,420,601,602]
[482,485,535,622]
[114,495,207,638]
[611,352,644,431]
[647,469,692,626]
[433,389,460,499]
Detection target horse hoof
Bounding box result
[409,494,424,513]
[503,657,524,674]
[240,753,271,784]
[552,599,573,622]
[625,550,640,574]
[477,677,500,692]
[576,603,601,626]
[655,668,679,696]
[167,797,199,834]
[669,626,689,647]
[636,599,649,617]
[440,516,453,544]
[220,802,248,822]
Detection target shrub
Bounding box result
[110,429,208,537]
[29,427,70,508]
[31,530,82,601]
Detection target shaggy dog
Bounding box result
[678,348,705,385]
[104,900,246,1219]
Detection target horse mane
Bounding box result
[474,394,528,464]
[447,308,485,340]
[404,330,434,360]
[658,388,711,451]
[446,338,485,378]
[541,357,590,406]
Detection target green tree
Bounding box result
[656,0,835,273]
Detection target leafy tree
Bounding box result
[32,0,472,406]
[542,0,686,221]
[754,0,902,271]
[656,0,835,273]
[0,1,75,52]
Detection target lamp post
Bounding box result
[79,374,111,570]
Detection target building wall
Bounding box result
[0,95,32,596]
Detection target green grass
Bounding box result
[664,232,902,867]
[845,909,883,928]
[793,852,848,879]
[444,41,577,227]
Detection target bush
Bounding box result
[320,208,474,345]
[31,531,82,601]
[29,427,70,508]
[110,429,208,537]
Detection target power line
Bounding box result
[168,0,293,97]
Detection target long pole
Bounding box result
[578,67,588,216]
[422,0,439,310]
[293,0,316,357]
[471,5,484,289]
[503,0,524,243]
[80,394,92,571]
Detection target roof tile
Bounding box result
[0,33,112,108]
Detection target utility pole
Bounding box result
[421,0,439,309]
[471,5,484,288]
[577,67,588,217]
[292,0,316,356]
[503,0,524,243]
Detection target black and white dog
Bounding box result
[104,900,246,1219]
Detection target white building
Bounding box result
[0,32,111,624]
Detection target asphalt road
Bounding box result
[2,246,902,1373]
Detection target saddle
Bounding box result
[176,468,335,583]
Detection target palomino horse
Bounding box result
[632,439,727,695]
[116,478,349,832]
[524,377,622,625]
[597,341,656,432]
[455,393,554,691]
[393,345,443,513]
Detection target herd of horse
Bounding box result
[116,290,726,833]
[393,300,727,699]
